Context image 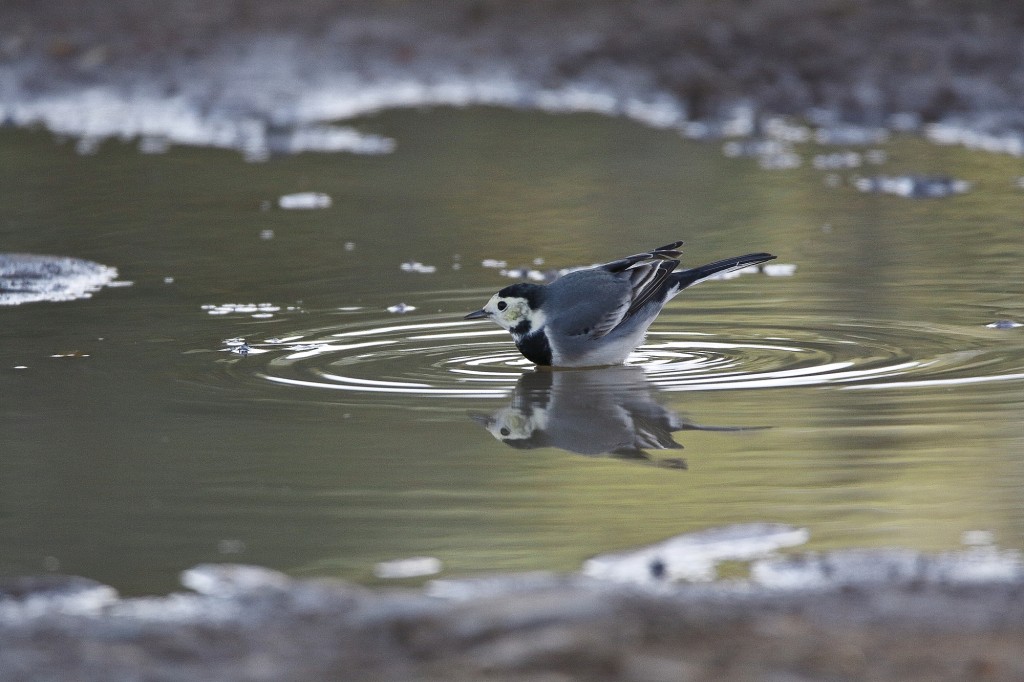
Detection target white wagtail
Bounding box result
[464,241,776,367]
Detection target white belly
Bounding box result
[549,328,647,367]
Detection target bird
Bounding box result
[464,241,776,367]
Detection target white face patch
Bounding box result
[484,295,546,333]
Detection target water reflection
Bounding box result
[470,366,765,465]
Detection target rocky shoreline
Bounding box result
[1,1,1021,158]
[3,526,1023,681]
[2,550,1023,682]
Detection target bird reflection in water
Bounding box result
[471,366,766,467]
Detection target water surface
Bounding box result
[2,108,1022,594]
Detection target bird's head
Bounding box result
[465,283,547,336]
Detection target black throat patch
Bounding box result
[514,329,553,366]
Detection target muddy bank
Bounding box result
[1,0,1021,157]
[2,544,1023,682]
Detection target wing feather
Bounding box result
[586,258,679,339]
[554,241,685,340]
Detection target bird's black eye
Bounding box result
[496,300,507,311]
[500,427,511,436]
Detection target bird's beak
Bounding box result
[464,309,489,320]
[468,412,494,427]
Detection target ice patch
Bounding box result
[374,556,442,579]
[0,254,123,305]
[181,564,292,597]
[854,175,971,198]
[926,122,1024,157]
[203,302,296,318]
[752,547,1024,589]
[0,576,119,619]
[400,261,437,274]
[582,523,809,584]
[3,87,395,161]
[763,263,797,277]
[278,192,333,210]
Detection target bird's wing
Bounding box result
[623,259,677,317]
[598,241,682,274]
[554,242,684,340]
[582,290,632,339]
[585,258,679,339]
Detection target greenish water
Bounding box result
[2,108,1022,595]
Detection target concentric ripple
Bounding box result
[214,313,1024,400]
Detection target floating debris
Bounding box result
[400,261,437,274]
[163,276,175,284]
[762,116,812,143]
[259,229,275,240]
[814,124,889,146]
[722,139,801,170]
[374,556,442,579]
[278,192,332,210]
[763,263,797,277]
[0,254,124,306]
[812,151,862,170]
[499,267,549,282]
[701,263,768,281]
[202,303,293,318]
[481,259,507,268]
[854,175,971,198]
[386,302,416,314]
[223,340,271,357]
[344,242,356,251]
[986,320,1022,329]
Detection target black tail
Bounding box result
[671,252,776,290]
